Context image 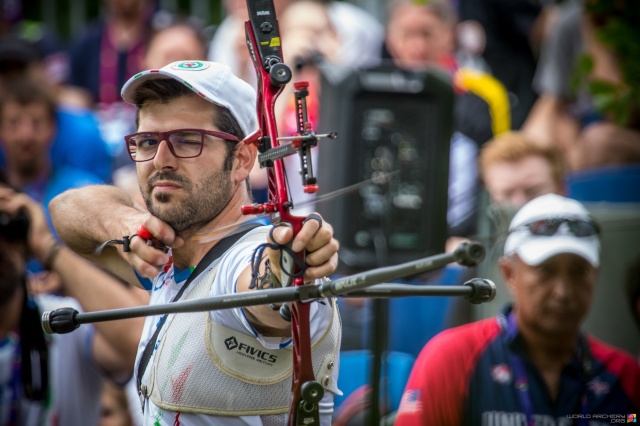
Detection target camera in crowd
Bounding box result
[0,172,30,241]
[0,209,29,241]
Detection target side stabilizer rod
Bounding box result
[42,242,489,334]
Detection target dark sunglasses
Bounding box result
[510,218,600,238]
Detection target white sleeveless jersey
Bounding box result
[135,226,342,426]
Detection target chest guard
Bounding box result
[145,246,341,416]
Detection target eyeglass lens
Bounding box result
[128,130,203,161]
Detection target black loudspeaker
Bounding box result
[317,67,454,271]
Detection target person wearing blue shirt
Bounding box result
[0,35,113,183]
[51,107,112,183]
[0,78,104,278]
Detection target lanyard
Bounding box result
[98,20,146,105]
[505,312,589,426]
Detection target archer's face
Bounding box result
[136,94,235,233]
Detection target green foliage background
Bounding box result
[580,0,640,128]
[20,0,224,41]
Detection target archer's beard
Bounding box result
[143,171,234,234]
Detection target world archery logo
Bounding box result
[171,61,210,71]
[225,336,239,350]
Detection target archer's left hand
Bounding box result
[268,213,339,283]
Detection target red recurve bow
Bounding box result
[242,0,336,424]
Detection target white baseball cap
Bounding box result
[504,194,600,267]
[121,60,258,137]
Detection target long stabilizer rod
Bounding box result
[42,242,493,334]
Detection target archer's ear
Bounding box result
[499,256,517,297]
[233,143,257,184]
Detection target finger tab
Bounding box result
[137,225,153,240]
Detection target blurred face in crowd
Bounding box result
[279,1,340,65]
[144,26,206,70]
[386,3,455,69]
[501,253,597,339]
[0,100,55,180]
[99,382,132,426]
[105,0,148,19]
[483,155,561,208]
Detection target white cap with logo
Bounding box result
[121,60,258,137]
[504,194,600,267]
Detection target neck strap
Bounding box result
[503,311,591,426]
[136,223,261,395]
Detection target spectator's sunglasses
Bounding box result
[124,128,240,162]
[510,218,600,237]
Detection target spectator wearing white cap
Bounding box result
[395,194,640,425]
[49,60,341,425]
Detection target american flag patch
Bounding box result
[587,378,610,396]
[397,389,423,415]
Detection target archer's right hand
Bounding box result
[118,214,184,278]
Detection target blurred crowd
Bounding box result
[1,0,639,424]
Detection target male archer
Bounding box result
[49,60,342,425]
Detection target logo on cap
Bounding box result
[172,61,210,71]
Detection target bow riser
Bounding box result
[244,3,320,424]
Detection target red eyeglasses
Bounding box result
[124,128,240,162]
